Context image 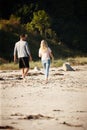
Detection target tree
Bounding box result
[26,10,51,35]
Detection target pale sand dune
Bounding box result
[0,65,87,130]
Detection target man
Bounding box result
[14,34,32,79]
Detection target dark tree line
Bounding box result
[0,0,87,52]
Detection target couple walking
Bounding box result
[14,34,54,83]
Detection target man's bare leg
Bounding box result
[24,68,29,77]
[21,68,25,78]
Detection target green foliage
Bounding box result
[15,3,38,23]
[67,57,87,65]
[51,59,65,67]
[26,10,51,35]
[9,15,21,24]
[0,62,18,70]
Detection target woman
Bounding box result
[39,40,54,83]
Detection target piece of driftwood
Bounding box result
[19,114,53,120]
[0,125,14,129]
[62,121,83,127]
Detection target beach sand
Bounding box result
[0,65,87,130]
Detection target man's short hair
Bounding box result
[20,34,26,38]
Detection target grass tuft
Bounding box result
[0,57,87,70]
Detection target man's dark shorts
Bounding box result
[19,57,29,68]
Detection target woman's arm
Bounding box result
[38,49,42,57]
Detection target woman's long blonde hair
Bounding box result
[40,40,48,52]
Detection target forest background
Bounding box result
[0,0,87,64]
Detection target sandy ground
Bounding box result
[0,65,87,130]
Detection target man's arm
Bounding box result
[14,54,17,63]
[26,42,32,61]
[14,44,17,63]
